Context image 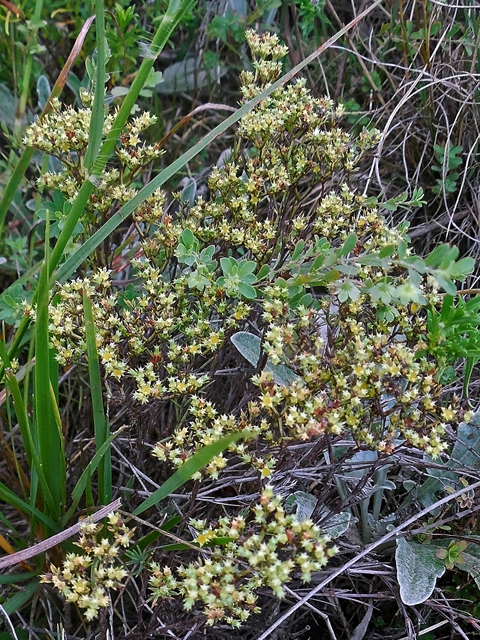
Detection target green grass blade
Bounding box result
[463,356,479,398]
[2,580,40,615]
[34,216,62,522]
[0,337,11,369]
[0,482,58,533]
[6,372,34,470]
[48,380,66,507]
[134,430,253,516]
[6,372,58,519]
[83,291,111,505]
[83,0,106,172]
[0,572,38,585]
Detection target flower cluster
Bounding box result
[40,513,134,621]
[251,285,455,455]
[38,30,462,481]
[23,95,161,226]
[149,487,337,627]
[44,260,251,407]
[152,396,275,479]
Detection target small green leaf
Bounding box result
[397,240,408,259]
[220,257,235,275]
[425,244,452,267]
[180,228,195,249]
[337,233,357,257]
[257,264,270,279]
[238,282,257,299]
[379,245,395,258]
[292,240,305,261]
[237,260,257,277]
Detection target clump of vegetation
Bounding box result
[40,513,134,621]
[36,30,468,476]
[2,3,480,639]
[150,486,337,627]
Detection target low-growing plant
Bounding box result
[2,9,480,637]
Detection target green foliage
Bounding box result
[432,144,463,195]
[436,540,467,570]
[0,283,33,326]
[217,257,258,299]
[293,0,331,38]
[1,5,480,633]
[422,294,480,392]
[396,535,480,606]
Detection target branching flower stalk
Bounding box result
[149,487,337,627]
[40,513,134,621]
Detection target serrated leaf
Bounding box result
[396,538,445,605]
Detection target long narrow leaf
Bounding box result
[83,0,106,171]
[83,292,111,505]
[6,372,33,471]
[0,572,38,585]
[134,430,253,516]
[49,381,66,508]
[6,372,57,518]
[34,216,62,523]
[2,579,40,615]
[0,482,58,532]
